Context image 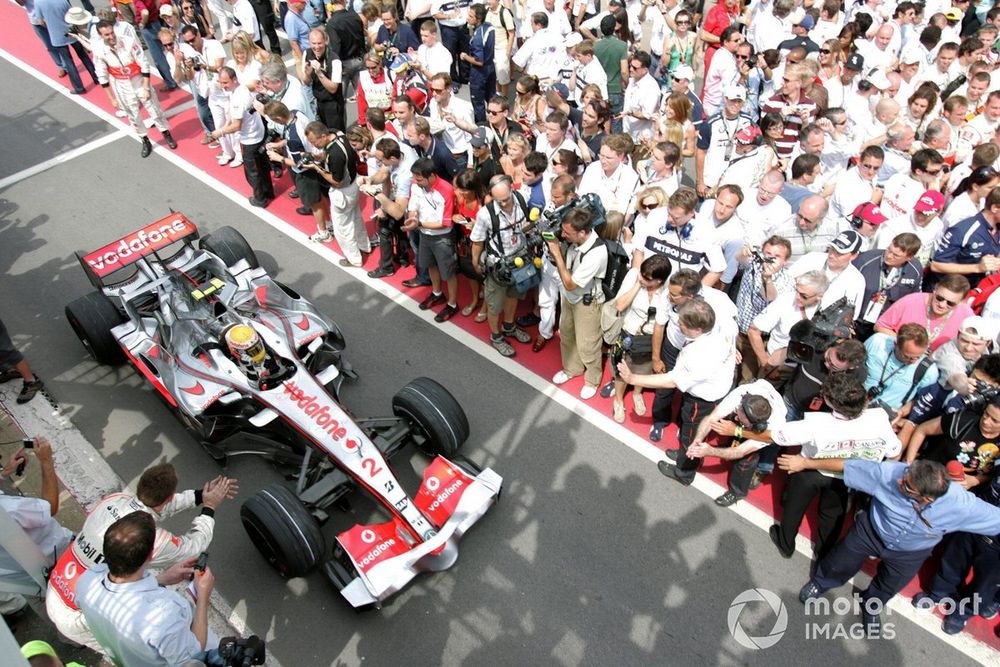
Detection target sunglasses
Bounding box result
[487,109,502,115]
[795,289,818,300]
[819,48,831,54]
[552,160,561,166]
[163,41,175,48]
[859,162,880,170]
[431,87,447,93]
[933,293,959,307]
[735,54,749,60]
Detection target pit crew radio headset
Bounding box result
[739,394,771,433]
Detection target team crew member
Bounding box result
[633,187,726,284]
[770,373,902,560]
[264,102,327,241]
[212,66,274,208]
[620,298,737,481]
[463,4,496,124]
[46,464,237,650]
[799,459,1000,636]
[682,380,787,506]
[93,19,176,158]
[406,157,460,321]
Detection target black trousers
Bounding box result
[249,0,282,54]
[672,393,718,480]
[316,98,346,132]
[376,214,409,271]
[242,139,274,202]
[727,448,761,496]
[650,340,681,426]
[776,470,849,560]
[439,24,470,84]
[929,532,1000,618]
[814,511,933,608]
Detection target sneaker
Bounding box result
[115,109,128,118]
[491,335,516,357]
[229,157,244,169]
[338,258,362,268]
[501,326,531,343]
[579,384,597,400]
[649,423,665,442]
[17,378,43,404]
[612,399,625,423]
[367,267,395,279]
[309,231,332,242]
[552,370,572,385]
[217,153,234,165]
[0,367,21,383]
[419,292,447,310]
[599,380,615,398]
[714,491,745,507]
[200,135,214,145]
[633,392,647,416]
[434,304,459,323]
[942,612,969,635]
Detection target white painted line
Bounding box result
[1,46,995,664]
[0,130,127,190]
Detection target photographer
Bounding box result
[607,255,672,423]
[532,175,578,353]
[0,437,72,618]
[471,175,536,357]
[170,26,226,147]
[548,207,609,398]
[77,512,217,666]
[864,323,940,425]
[47,464,237,651]
[264,102,328,243]
[301,28,345,132]
[211,66,274,208]
[734,235,793,383]
[904,395,1000,489]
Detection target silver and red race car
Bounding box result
[65,214,502,608]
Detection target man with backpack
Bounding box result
[471,175,538,357]
[547,207,609,398]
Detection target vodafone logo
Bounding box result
[360,529,377,544]
[425,476,440,492]
[64,561,78,579]
[282,380,348,440]
[344,438,359,452]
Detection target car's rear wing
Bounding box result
[75,213,200,288]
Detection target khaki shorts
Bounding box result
[495,53,511,85]
[484,274,522,314]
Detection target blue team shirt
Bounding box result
[932,212,1000,285]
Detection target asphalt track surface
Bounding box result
[0,10,995,665]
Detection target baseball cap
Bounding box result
[945,8,963,21]
[852,202,888,226]
[797,14,815,29]
[914,190,945,213]
[725,85,748,101]
[960,315,999,342]
[470,126,489,149]
[159,3,176,15]
[735,125,762,145]
[899,45,923,65]
[865,69,891,90]
[845,53,864,71]
[549,82,570,101]
[565,32,583,48]
[828,230,863,254]
[672,65,694,82]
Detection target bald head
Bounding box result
[876,24,894,48]
[875,98,900,123]
[798,195,829,232]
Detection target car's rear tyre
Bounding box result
[65,292,125,365]
[392,378,469,457]
[200,226,259,269]
[241,484,325,578]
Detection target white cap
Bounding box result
[725,85,748,101]
[899,45,923,65]
[960,315,1000,343]
[865,69,892,90]
[672,64,694,81]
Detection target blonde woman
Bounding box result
[817,39,843,83]
[227,32,263,90]
[500,134,529,186]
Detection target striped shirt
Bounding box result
[760,92,817,157]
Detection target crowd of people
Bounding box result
[14,0,1000,650]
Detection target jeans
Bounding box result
[32,24,63,69]
[192,88,215,135]
[408,231,431,284]
[608,92,624,134]
[140,23,178,88]
[53,45,85,93]
[928,532,1000,620]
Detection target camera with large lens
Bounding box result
[748,246,775,265]
[254,92,271,106]
[786,297,854,364]
[536,192,607,238]
[962,380,1000,411]
[218,635,266,666]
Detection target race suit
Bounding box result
[45,489,215,650]
[93,32,168,138]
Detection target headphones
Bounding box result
[739,394,771,433]
[848,212,866,230]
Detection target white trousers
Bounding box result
[329,182,370,265]
[45,592,104,652]
[538,259,561,340]
[206,0,234,36]
[112,76,167,138]
[208,96,237,159]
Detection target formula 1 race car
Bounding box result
[64,214,502,608]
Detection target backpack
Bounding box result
[592,238,631,302]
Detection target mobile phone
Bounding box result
[23,438,34,449]
[193,551,209,577]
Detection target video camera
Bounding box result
[786,297,854,364]
[218,635,266,667]
[962,380,1000,411]
[535,192,607,239]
